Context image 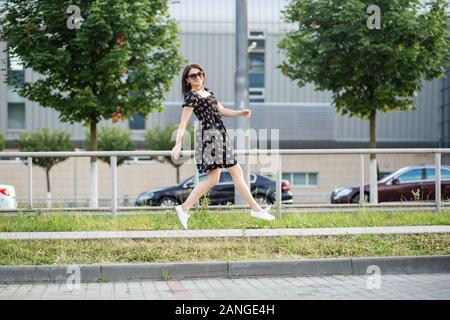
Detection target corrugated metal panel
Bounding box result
[265,34,334,103]
[336,78,442,142]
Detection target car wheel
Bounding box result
[255,195,272,206]
[158,196,177,207]
[352,193,370,204]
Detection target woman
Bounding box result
[171,64,275,229]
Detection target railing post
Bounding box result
[27,156,33,210]
[359,154,365,205]
[111,156,117,216]
[435,153,441,213]
[369,155,378,204]
[194,151,199,208]
[276,152,282,218]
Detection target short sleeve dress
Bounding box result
[182,87,238,174]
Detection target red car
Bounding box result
[331,165,450,203]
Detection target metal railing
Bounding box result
[0,148,448,216]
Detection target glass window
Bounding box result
[249,90,263,96]
[308,173,318,185]
[7,51,24,87]
[283,172,318,186]
[294,173,306,185]
[7,102,25,129]
[249,31,264,37]
[398,169,423,183]
[249,53,265,73]
[249,73,264,88]
[248,39,265,50]
[426,168,450,181]
[129,112,145,130]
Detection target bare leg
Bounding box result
[226,164,263,212]
[181,168,221,213]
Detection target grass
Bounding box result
[0,234,448,265]
[0,209,449,232]
[0,209,448,266]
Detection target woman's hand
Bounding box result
[171,143,182,160]
[241,109,251,118]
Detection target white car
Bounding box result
[0,184,17,209]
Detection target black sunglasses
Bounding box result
[187,71,204,80]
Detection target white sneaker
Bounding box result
[250,205,275,221]
[175,205,190,230]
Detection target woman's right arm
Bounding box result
[175,107,193,145]
[172,106,194,160]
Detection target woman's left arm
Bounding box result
[216,101,250,117]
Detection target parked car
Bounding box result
[135,170,293,207]
[0,184,17,209]
[331,165,450,203]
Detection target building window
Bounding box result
[129,112,146,130]
[7,51,25,87]
[282,172,319,186]
[123,156,154,165]
[248,30,265,103]
[7,102,25,129]
[7,48,26,130]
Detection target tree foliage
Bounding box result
[278,0,450,119]
[0,0,185,124]
[144,123,194,183]
[0,133,4,151]
[17,128,73,192]
[85,125,135,166]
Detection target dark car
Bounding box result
[331,165,450,203]
[135,170,294,207]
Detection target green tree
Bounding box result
[144,124,195,183]
[0,0,185,207]
[17,128,73,207]
[85,126,135,166]
[278,0,450,161]
[0,133,4,151]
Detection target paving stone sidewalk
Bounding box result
[0,273,448,300]
[0,225,449,240]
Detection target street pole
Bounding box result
[235,0,250,205]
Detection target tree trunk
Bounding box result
[46,169,51,208]
[369,111,376,160]
[369,111,378,203]
[176,165,180,184]
[370,110,381,180]
[46,169,51,193]
[89,120,98,208]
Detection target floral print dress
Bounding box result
[182,87,238,174]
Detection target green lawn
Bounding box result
[0,234,448,265]
[0,209,449,232]
[0,209,448,266]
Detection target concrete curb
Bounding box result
[1,225,450,240]
[0,255,448,284]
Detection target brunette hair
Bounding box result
[181,64,207,97]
